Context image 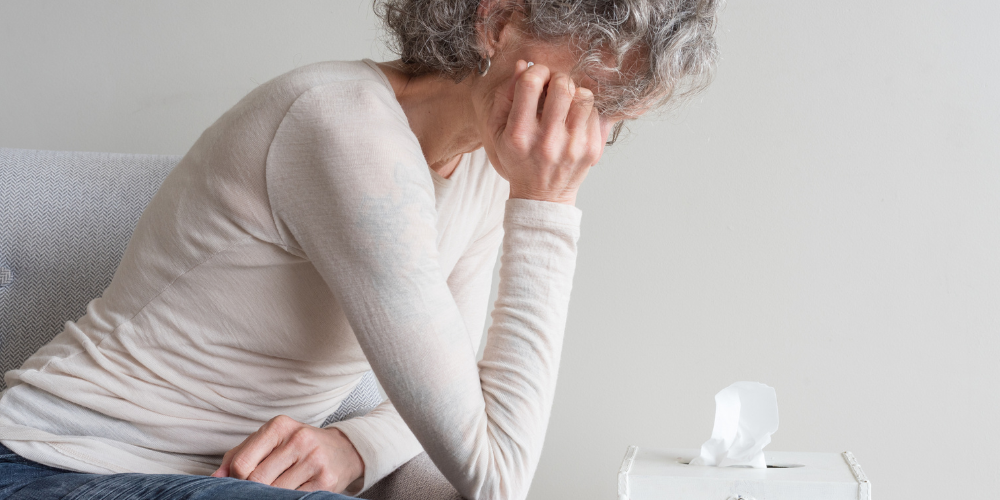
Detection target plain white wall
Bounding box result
[2,1,998,499]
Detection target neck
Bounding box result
[375,61,483,179]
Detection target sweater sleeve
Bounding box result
[265,81,580,500]
[326,217,505,493]
[323,399,422,494]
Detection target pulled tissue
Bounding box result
[689,381,779,468]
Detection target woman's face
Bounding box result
[469,28,629,176]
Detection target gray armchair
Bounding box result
[0,147,462,500]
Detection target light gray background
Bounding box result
[2,1,998,499]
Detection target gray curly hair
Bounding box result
[375,0,723,123]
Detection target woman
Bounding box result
[0,0,720,498]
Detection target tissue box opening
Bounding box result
[676,459,804,468]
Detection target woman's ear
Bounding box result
[476,0,520,58]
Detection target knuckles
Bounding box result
[573,87,596,110]
[317,471,339,489]
[262,415,296,437]
[289,427,318,448]
[517,73,546,92]
[505,128,534,152]
[548,74,574,98]
[269,414,296,428]
[574,87,595,100]
[586,140,604,165]
[536,140,564,166]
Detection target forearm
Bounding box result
[353,198,580,500]
[474,198,581,497]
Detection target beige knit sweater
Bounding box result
[0,59,581,500]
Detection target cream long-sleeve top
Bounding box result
[0,59,581,500]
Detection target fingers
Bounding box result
[298,480,324,492]
[487,59,531,143]
[484,60,613,204]
[506,63,551,141]
[213,435,254,478]
[590,113,606,165]
[563,85,607,171]
[565,86,594,134]
[246,439,300,486]
[228,415,295,480]
[579,109,606,168]
[211,446,237,477]
[504,59,530,102]
[270,458,317,491]
[540,73,575,131]
[212,416,365,494]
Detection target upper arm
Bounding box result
[264,80,493,493]
[266,81,437,261]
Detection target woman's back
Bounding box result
[0,59,508,480]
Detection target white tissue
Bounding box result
[689,381,779,468]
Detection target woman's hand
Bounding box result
[211,415,364,494]
[487,60,616,206]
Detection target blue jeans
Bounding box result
[0,444,352,500]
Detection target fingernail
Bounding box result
[526,61,534,68]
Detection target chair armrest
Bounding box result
[359,452,464,500]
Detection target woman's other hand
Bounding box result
[487,60,616,206]
[211,415,364,493]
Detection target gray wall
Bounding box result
[2,1,998,499]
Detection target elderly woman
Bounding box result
[0,0,720,499]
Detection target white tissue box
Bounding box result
[618,446,871,500]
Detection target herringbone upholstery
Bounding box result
[322,371,381,427]
[0,147,461,499]
[0,148,178,390]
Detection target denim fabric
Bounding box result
[0,444,352,500]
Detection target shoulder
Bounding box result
[227,59,410,142]
[266,60,396,103]
[278,63,409,136]
[265,61,421,162]
[207,59,416,160]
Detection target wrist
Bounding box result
[326,427,365,484]
[509,187,577,206]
